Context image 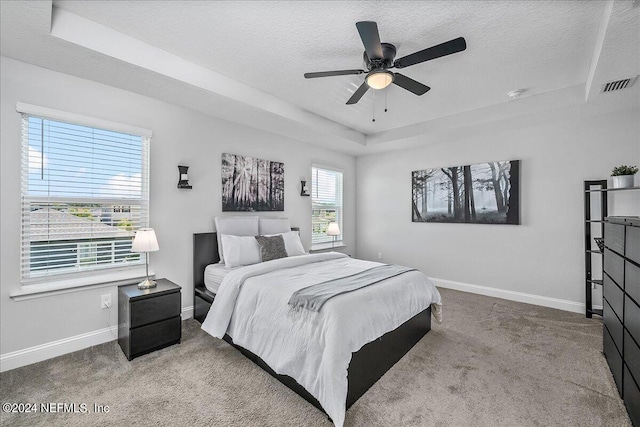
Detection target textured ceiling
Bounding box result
[1,1,639,155]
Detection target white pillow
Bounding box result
[220,234,261,268]
[214,216,259,262]
[259,217,291,235]
[267,230,306,257]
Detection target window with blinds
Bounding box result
[21,114,150,283]
[311,166,343,247]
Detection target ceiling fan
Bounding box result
[304,21,466,105]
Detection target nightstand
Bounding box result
[118,278,182,360]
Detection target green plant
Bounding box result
[69,207,94,218]
[117,218,134,231]
[611,165,639,176]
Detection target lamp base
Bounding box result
[137,278,157,289]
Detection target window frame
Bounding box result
[311,164,344,250]
[17,103,152,289]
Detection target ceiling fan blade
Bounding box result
[394,37,467,69]
[392,73,431,95]
[304,69,365,79]
[356,21,384,60]
[346,82,370,105]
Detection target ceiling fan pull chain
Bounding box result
[385,90,388,113]
[372,90,376,122]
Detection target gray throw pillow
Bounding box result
[255,235,288,262]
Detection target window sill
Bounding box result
[10,267,153,301]
[310,242,346,253]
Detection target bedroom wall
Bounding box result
[356,103,639,311]
[0,57,356,364]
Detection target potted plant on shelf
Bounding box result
[611,165,638,188]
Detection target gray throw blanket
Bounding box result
[288,264,417,312]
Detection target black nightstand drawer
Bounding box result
[130,316,181,357]
[604,274,624,319]
[623,366,640,427]
[625,331,640,385]
[627,261,640,305]
[604,222,624,255]
[604,326,623,396]
[604,249,624,289]
[604,298,623,353]
[625,295,640,341]
[131,292,181,328]
[118,279,182,360]
[627,226,640,265]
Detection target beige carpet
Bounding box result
[0,288,631,427]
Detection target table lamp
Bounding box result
[132,228,159,289]
[326,222,340,249]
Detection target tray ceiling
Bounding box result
[1,1,638,155]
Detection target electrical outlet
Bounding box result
[377,252,383,260]
[101,294,112,309]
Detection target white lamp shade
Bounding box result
[326,222,341,236]
[132,228,159,253]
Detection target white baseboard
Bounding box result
[181,305,194,320]
[0,325,118,373]
[430,277,586,314]
[1,306,195,373]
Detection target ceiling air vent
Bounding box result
[602,76,637,93]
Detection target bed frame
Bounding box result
[193,232,431,416]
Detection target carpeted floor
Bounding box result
[0,288,631,427]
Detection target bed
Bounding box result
[193,228,441,426]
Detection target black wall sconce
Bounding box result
[177,165,192,189]
[300,180,310,197]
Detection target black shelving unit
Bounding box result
[585,180,608,318]
[584,182,640,318]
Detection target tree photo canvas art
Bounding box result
[412,160,520,224]
[222,153,284,211]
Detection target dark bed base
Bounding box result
[193,232,432,415]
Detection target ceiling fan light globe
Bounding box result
[366,71,394,90]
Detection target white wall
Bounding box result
[357,103,639,310]
[0,57,356,361]
[2,54,638,370]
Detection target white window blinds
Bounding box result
[20,113,150,283]
[311,166,343,246]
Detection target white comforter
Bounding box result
[201,253,442,427]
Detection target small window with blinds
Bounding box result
[311,166,343,248]
[21,114,150,283]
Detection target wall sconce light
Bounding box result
[300,180,310,196]
[177,165,192,189]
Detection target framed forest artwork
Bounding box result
[222,153,284,211]
[411,160,520,224]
